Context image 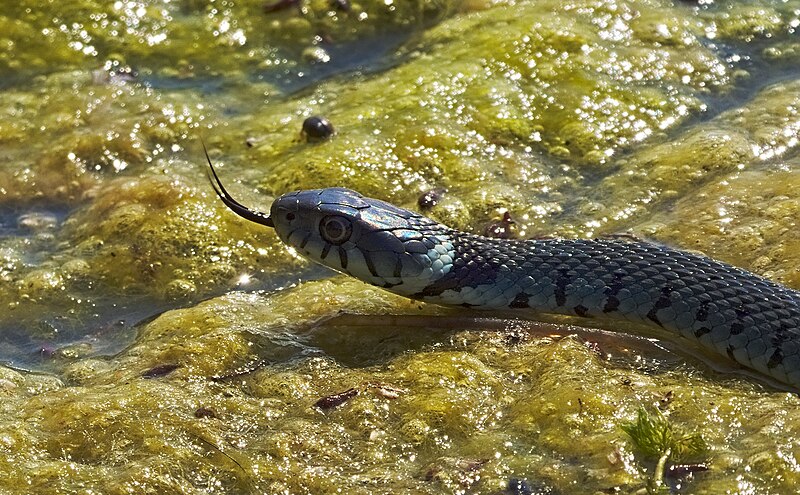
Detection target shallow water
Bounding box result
[1,0,800,493]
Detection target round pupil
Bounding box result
[325,219,344,238]
[320,216,351,244]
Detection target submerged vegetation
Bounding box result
[0,0,800,492]
[622,406,710,493]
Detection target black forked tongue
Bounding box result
[203,142,275,228]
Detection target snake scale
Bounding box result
[206,153,800,389]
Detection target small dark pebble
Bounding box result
[302,116,335,140]
[194,406,218,419]
[330,0,350,11]
[245,136,257,148]
[484,211,516,239]
[417,188,446,209]
[142,363,181,379]
[315,387,359,410]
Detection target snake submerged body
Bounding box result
[206,156,800,389]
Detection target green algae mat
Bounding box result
[1,0,800,493]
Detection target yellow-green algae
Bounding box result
[3,279,800,493]
[0,0,465,76]
[1,0,800,493]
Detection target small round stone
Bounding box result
[417,188,446,209]
[302,116,335,140]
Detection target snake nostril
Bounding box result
[286,212,296,222]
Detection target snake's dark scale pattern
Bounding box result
[412,231,800,386]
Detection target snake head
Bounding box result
[270,188,454,294]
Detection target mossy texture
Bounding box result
[1,0,800,493]
[3,280,800,493]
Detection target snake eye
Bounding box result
[319,215,352,245]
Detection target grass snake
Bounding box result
[206,152,800,389]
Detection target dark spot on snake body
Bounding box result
[694,326,711,338]
[363,252,379,277]
[320,243,331,260]
[646,311,662,326]
[695,302,710,321]
[729,321,744,335]
[574,304,590,317]
[509,292,530,309]
[413,273,461,298]
[602,296,620,313]
[393,257,403,278]
[602,273,625,312]
[418,188,446,209]
[554,269,570,306]
[646,285,674,326]
[338,247,348,269]
[767,347,784,369]
[302,116,335,140]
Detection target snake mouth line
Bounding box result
[203,141,275,228]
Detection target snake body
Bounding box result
[206,165,800,388]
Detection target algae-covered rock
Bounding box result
[2,0,800,493]
[589,78,800,238]
[0,0,464,78]
[2,280,800,493]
